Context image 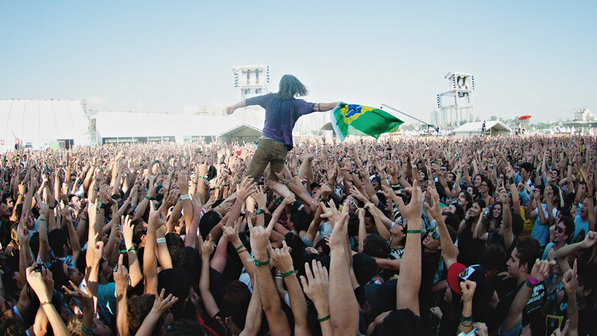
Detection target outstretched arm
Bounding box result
[313,102,340,112]
[225,100,247,115]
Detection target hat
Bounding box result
[447,264,492,302]
[364,279,397,312]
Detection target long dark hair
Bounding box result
[274,74,308,100]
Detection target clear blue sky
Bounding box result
[1,1,595,123]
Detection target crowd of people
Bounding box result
[0,134,595,336]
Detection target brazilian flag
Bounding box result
[330,103,403,141]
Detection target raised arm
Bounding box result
[425,186,458,269]
[270,241,310,336]
[322,200,359,335]
[394,179,424,315]
[143,202,163,295]
[26,266,71,336]
[249,211,291,335]
[300,260,333,336]
[501,260,554,333]
[199,238,220,318]
[135,289,178,336]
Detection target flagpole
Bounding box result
[380,104,438,131]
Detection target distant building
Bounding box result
[572,107,594,121]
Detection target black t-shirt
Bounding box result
[419,251,441,323]
[579,305,597,336]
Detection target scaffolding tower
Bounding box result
[436,72,475,127]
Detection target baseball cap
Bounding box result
[364,278,397,312]
[447,263,491,297]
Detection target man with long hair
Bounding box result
[226,74,338,181]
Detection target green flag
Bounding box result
[330,103,403,141]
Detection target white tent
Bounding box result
[0,99,89,150]
[451,121,512,137]
[93,112,261,144]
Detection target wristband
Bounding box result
[179,194,190,201]
[81,324,95,335]
[236,248,247,254]
[144,195,151,200]
[317,315,331,322]
[235,244,245,251]
[285,180,290,186]
[274,275,283,279]
[40,301,52,306]
[256,209,265,214]
[460,314,473,323]
[527,275,539,286]
[282,270,297,278]
[156,237,166,244]
[406,229,422,234]
[254,258,270,266]
[39,218,46,222]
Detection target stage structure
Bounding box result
[436,72,475,127]
[232,65,270,100]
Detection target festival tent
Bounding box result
[451,121,512,137]
[0,99,90,151]
[93,112,261,144]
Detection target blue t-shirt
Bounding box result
[245,93,315,149]
[531,204,557,247]
[573,214,589,243]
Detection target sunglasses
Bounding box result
[428,229,440,240]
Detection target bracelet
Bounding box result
[254,258,270,266]
[235,244,245,251]
[282,270,297,278]
[318,315,331,322]
[256,209,265,214]
[460,314,473,323]
[39,218,46,222]
[81,324,95,335]
[236,248,248,254]
[285,180,290,186]
[40,301,52,306]
[274,275,283,279]
[179,194,190,201]
[144,195,151,200]
[406,229,422,234]
[411,165,417,169]
[527,275,539,286]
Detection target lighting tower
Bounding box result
[436,72,475,127]
[232,65,270,100]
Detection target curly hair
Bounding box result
[128,294,156,335]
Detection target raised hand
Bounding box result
[396,179,424,221]
[530,259,555,284]
[460,280,476,304]
[63,280,93,307]
[299,260,330,308]
[269,241,294,274]
[26,266,52,301]
[113,254,130,296]
[150,288,178,315]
